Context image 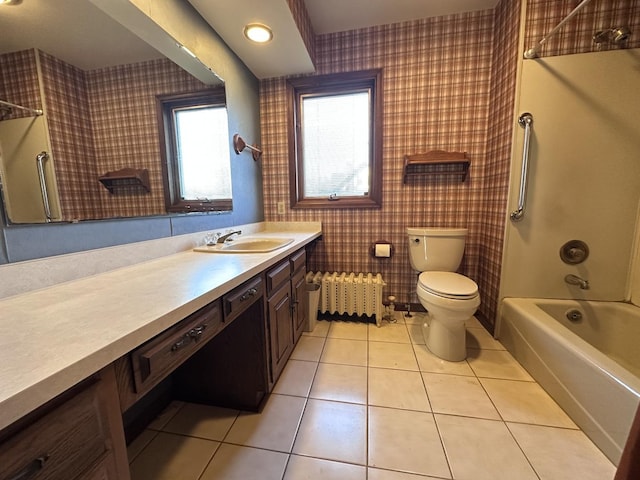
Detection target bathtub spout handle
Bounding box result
[565,274,589,290]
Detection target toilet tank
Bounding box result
[407,227,468,272]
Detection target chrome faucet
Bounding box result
[217,230,242,244]
[565,274,589,290]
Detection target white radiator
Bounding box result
[306,271,386,326]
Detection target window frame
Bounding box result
[157,89,232,213]
[287,69,383,209]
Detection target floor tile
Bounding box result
[407,323,426,344]
[303,319,331,337]
[199,443,288,480]
[224,393,306,452]
[161,402,239,441]
[435,414,538,480]
[466,327,505,350]
[146,401,185,431]
[480,378,577,428]
[310,363,367,404]
[403,312,428,325]
[127,429,157,464]
[368,322,411,343]
[465,315,484,329]
[284,455,366,480]
[290,335,325,362]
[369,342,418,371]
[368,406,450,478]
[320,338,368,366]
[272,359,318,397]
[328,320,369,340]
[413,344,474,376]
[368,469,442,480]
[293,399,367,464]
[466,349,534,381]
[422,373,500,420]
[507,422,615,480]
[368,368,430,411]
[129,432,218,480]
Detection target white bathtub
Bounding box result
[498,298,640,465]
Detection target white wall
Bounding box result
[501,49,640,302]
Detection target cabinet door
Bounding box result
[0,366,129,480]
[268,281,293,382]
[292,268,307,344]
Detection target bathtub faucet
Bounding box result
[564,274,589,290]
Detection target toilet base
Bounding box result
[423,318,466,361]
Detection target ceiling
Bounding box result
[0,0,499,77]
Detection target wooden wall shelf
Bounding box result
[99,168,150,193]
[403,150,470,183]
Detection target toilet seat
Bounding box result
[418,272,478,300]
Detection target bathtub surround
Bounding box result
[501,48,640,303]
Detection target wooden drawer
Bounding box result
[131,300,223,395]
[223,276,264,324]
[0,377,118,480]
[290,248,306,274]
[266,260,290,295]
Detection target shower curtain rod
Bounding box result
[0,99,43,116]
[524,0,593,59]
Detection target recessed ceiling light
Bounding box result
[243,23,273,44]
[0,0,23,5]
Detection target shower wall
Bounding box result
[500,0,640,305]
[500,48,640,301]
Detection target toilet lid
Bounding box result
[418,272,478,299]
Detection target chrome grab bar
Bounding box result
[35,151,52,222]
[510,113,533,221]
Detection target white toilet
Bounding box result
[407,227,480,361]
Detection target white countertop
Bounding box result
[0,226,321,431]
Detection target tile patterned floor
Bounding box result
[128,313,616,480]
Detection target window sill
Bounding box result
[292,197,381,209]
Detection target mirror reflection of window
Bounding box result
[159,89,233,213]
[174,105,231,200]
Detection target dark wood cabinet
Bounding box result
[0,366,129,480]
[173,276,269,411]
[266,248,307,385]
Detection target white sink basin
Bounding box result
[194,237,294,253]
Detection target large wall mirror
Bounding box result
[0,0,233,224]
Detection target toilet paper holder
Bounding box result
[370,240,394,258]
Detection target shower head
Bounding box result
[593,26,632,44]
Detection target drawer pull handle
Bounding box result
[240,287,258,301]
[171,324,208,351]
[9,454,49,480]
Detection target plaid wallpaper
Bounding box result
[39,52,102,221]
[0,50,42,121]
[286,0,316,66]
[260,9,502,326]
[86,59,208,219]
[525,0,640,57]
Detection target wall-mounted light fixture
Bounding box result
[243,23,273,44]
[233,134,262,161]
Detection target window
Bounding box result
[288,70,383,208]
[158,89,232,213]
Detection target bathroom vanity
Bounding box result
[0,223,321,480]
